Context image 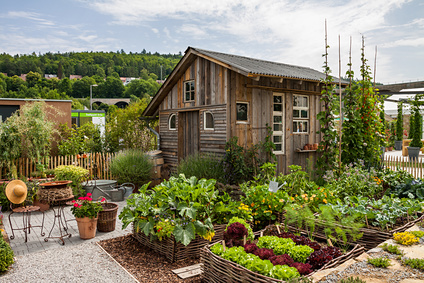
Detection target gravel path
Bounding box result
[0,242,137,283]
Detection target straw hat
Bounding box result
[5,180,28,204]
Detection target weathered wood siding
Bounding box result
[158,55,324,175]
[227,72,323,174]
[158,58,228,170]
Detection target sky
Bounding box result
[1,0,423,85]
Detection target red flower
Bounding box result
[87,193,92,197]
[73,203,79,207]
[101,198,106,202]
[72,200,76,203]
[78,197,84,200]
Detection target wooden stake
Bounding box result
[338,34,342,170]
[222,240,226,251]
[276,225,281,235]
[327,238,333,247]
[243,235,247,246]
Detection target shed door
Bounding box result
[178,111,200,161]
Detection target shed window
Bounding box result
[236,102,249,122]
[169,113,176,130]
[293,95,309,134]
[204,112,214,130]
[184,80,195,102]
[272,93,284,154]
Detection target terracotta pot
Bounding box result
[75,216,98,239]
[303,144,309,150]
[313,143,318,150]
[33,198,50,212]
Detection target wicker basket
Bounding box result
[282,212,424,251]
[133,223,226,263]
[201,236,365,283]
[97,203,118,232]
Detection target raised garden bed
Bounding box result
[133,223,226,263]
[201,225,365,283]
[282,212,424,251]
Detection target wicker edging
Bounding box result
[132,223,226,263]
[281,212,424,251]
[200,240,364,283]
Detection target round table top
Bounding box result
[12,205,40,213]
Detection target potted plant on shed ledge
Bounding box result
[407,95,423,162]
[395,101,404,150]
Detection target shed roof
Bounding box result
[192,47,329,81]
[143,47,347,117]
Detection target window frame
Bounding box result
[272,93,285,155]
[168,113,176,130]
[236,101,249,124]
[183,80,195,102]
[204,111,215,130]
[293,95,309,134]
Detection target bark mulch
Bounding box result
[98,234,201,283]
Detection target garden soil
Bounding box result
[98,235,201,283]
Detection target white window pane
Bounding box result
[303,96,308,107]
[274,136,282,143]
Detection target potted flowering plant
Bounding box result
[71,193,104,239]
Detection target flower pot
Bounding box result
[394,140,402,150]
[33,198,50,212]
[408,146,420,162]
[75,216,98,239]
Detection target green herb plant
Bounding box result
[380,243,403,255]
[402,258,424,271]
[367,257,391,268]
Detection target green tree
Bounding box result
[104,99,155,152]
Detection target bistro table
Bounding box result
[44,195,74,245]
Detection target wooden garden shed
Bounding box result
[143,47,343,174]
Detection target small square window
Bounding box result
[236,102,248,121]
[293,120,308,133]
[184,80,195,102]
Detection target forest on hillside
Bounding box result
[0,50,182,108]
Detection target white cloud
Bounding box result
[178,24,207,38]
[3,11,55,26]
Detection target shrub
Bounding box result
[176,152,224,181]
[0,236,14,272]
[110,149,153,186]
[367,257,391,268]
[54,165,89,197]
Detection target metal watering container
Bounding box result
[110,183,135,202]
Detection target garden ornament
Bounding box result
[5,180,28,204]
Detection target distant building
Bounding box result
[44,74,57,79]
[1,73,6,76]
[19,74,27,81]
[70,75,83,80]
[120,77,139,86]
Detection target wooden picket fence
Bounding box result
[383,155,424,179]
[0,152,116,180]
